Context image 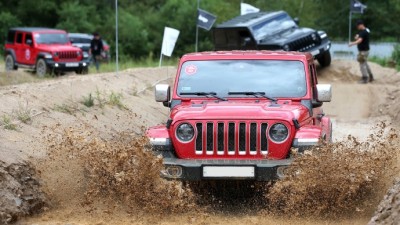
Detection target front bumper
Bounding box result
[44,58,90,71]
[159,153,292,181]
[306,40,331,57]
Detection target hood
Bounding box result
[36,44,81,52]
[170,101,310,124]
[259,27,314,45]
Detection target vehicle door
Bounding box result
[21,33,35,65]
[14,32,24,64]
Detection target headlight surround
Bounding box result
[283,44,290,51]
[44,53,53,59]
[83,52,89,58]
[269,123,289,143]
[175,123,195,142]
[77,51,81,56]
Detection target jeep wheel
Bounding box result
[36,59,49,77]
[317,50,331,67]
[5,54,17,71]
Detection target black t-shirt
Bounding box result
[357,29,370,51]
[90,38,104,55]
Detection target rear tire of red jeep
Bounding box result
[317,50,331,67]
[5,54,17,71]
[36,58,49,77]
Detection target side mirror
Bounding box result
[293,17,300,25]
[26,39,33,46]
[316,84,332,102]
[155,84,170,103]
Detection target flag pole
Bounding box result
[115,0,119,76]
[348,11,352,43]
[195,0,200,52]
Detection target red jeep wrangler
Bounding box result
[147,51,332,181]
[4,27,90,76]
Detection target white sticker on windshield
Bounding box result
[181,87,191,91]
[184,64,197,75]
[34,34,40,38]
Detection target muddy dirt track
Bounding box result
[0,60,400,225]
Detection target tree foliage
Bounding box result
[0,0,399,59]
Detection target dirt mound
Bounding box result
[0,160,47,224]
[368,179,400,225]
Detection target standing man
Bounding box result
[89,32,104,72]
[349,20,374,83]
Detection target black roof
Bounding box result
[9,27,65,32]
[216,11,285,28]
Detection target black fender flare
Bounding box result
[4,48,16,61]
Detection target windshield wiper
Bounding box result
[228,91,277,102]
[180,92,227,101]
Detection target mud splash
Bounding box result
[43,125,195,214]
[38,123,399,222]
[266,123,399,218]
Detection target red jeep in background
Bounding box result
[4,27,90,76]
[147,51,332,181]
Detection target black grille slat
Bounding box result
[261,123,268,151]
[239,123,246,152]
[228,123,235,152]
[195,123,203,151]
[250,123,257,152]
[217,123,224,152]
[206,123,213,151]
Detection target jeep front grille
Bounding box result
[288,34,318,52]
[58,51,78,59]
[195,121,268,156]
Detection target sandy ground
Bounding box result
[0,60,399,224]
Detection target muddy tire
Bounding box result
[317,50,331,67]
[36,58,49,77]
[5,54,17,71]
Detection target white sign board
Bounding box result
[161,27,180,57]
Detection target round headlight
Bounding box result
[311,33,317,41]
[283,44,290,51]
[176,123,195,142]
[269,123,289,143]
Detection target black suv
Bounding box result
[213,11,332,67]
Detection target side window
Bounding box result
[25,34,33,45]
[7,31,16,43]
[16,33,23,44]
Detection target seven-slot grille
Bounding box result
[288,34,318,52]
[195,121,268,156]
[58,51,78,59]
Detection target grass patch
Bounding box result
[0,70,39,86]
[81,93,95,108]
[14,102,32,124]
[53,100,87,115]
[1,115,17,130]
[108,91,126,109]
[88,57,178,74]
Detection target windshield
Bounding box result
[252,13,296,40]
[35,33,69,44]
[177,60,307,98]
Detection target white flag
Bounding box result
[161,27,180,57]
[241,3,260,15]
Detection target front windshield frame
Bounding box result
[176,59,308,99]
[34,33,69,44]
[251,13,297,40]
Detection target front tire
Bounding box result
[317,50,331,67]
[36,58,49,77]
[5,54,17,71]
